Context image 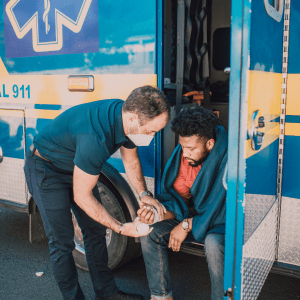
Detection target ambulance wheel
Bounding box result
[72,178,140,271]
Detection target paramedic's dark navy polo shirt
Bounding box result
[33,99,135,175]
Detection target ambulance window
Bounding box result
[264,0,284,22]
[268,0,280,10]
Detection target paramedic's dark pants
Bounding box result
[24,146,118,300]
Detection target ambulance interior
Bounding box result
[163,0,231,166]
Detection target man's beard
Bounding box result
[186,149,210,167]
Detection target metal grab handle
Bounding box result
[224,67,231,74]
[248,110,265,151]
[222,162,228,190]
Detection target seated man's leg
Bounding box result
[204,233,225,300]
[140,219,180,300]
[70,186,118,299]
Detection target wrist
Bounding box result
[139,190,153,200]
[187,218,193,231]
[181,219,192,232]
[112,221,123,234]
[118,224,124,234]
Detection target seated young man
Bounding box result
[139,105,227,300]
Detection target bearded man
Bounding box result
[139,105,227,300]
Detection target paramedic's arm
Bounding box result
[120,146,166,221]
[73,165,152,237]
[169,218,193,252]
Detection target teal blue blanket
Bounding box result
[156,126,228,242]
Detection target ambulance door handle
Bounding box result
[258,116,265,127]
[224,67,231,74]
[0,146,3,163]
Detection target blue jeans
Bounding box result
[141,219,225,300]
[24,146,118,300]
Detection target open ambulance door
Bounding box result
[276,0,300,275]
[223,0,285,299]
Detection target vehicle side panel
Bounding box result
[278,0,300,268]
[0,0,158,206]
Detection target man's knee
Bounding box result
[49,238,75,258]
[141,224,170,249]
[141,227,160,247]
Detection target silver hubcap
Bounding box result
[74,228,112,254]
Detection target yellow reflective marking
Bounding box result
[246,71,281,159]
[25,109,62,120]
[0,74,157,106]
[0,108,63,119]
[0,109,23,117]
[286,74,300,116]
[0,58,9,76]
[94,74,157,102]
[285,123,300,136]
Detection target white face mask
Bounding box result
[127,120,154,147]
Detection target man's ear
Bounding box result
[122,112,139,135]
[206,139,215,151]
[126,112,139,125]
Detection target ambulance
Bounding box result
[0,0,299,299]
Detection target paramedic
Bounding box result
[24,86,170,300]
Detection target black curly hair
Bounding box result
[171,104,222,141]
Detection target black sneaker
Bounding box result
[96,291,144,300]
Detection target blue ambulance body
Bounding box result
[0,0,299,299]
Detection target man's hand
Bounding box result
[168,223,188,252]
[140,195,166,221]
[120,219,153,237]
[137,205,155,224]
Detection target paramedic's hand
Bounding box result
[120,219,153,238]
[140,195,166,221]
[137,205,155,224]
[168,223,188,252]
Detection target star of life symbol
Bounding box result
[6,0,92,52]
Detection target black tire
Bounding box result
[72,177,141,271]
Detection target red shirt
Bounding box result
[173,154,202,204]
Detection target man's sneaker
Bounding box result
[96,291,144,300]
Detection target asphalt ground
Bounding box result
[0,207,299,300]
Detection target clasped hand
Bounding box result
[137,195,166,224]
